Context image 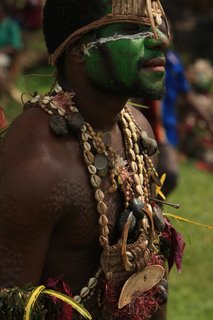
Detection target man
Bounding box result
[0,1,182,319]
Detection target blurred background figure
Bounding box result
[134,31,213,196]
[11,0,43,31]
[0,1,22,103]
[178,59,213,172]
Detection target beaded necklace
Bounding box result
[27,86,166,315]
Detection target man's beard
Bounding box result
[130,81,166,100]
[117,78,166,100]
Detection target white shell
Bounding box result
[82,132,89,142]
[82,124,87,132]
[138,164,143,174]
[50,101,58,109]
[134,143,140,155]
[139,173,144,185]
[126,251,134,261]
[91,174,101,188]
[95,189,105,202]
[147,203,153,214]
[129,121,135,132]
[124,112,132,122]
[97,201,107,214]
[88,277,98,289]
[31,95,40,103]
[42,96,51,104]
[136,154,143,164]
[131,161,138,172]
[129,149,136,161]
[136,184,143,195]
[133,174,141,185]
[58,108,65,116]
[132,132,138,142]
[99,235,108,246]
[80,287,90,298]
[73,295,81,303]
[84,142,91,151]
[102,226,110,237]
[70,106,78,112]
[121,116,128,127]
[84,150,94,164]
[99,214,108,226]
[125,128,132,138]
[127,137,133,149]
[88,164,97,175]
[55,84,62,93]
[156,14,162,26]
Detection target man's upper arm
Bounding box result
[0,138,60,287]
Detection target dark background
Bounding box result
[162,0,213,62]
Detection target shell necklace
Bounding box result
[28,85,163,306]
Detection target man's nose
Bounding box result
[145,31,169,51]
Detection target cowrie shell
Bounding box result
[88,164,97,175]
[125,128,132,138]
[99,214,108,226]
[124,112,131,122]
[73,295,81,303]
[88,277,98,289]
[80,287,90,298]
[133,174,141,185]
[91,174,101,187]
[129,149,136,161]
[82,132,89,141]
[84,150,94,164]
[95,189,105,202]
[131,161,138,172]
[132,132,138,142]
[97,201,107,214]
[136,184,143,195]
[129,121,136,132]
[84,142,91,151]
[42,96,51,104]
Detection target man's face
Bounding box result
[81,23,169,99]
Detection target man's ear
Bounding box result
[67,42,85,63]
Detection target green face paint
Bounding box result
[83,23,168,99]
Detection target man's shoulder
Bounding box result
[1,106,76,172]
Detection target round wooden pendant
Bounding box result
[94,154,109,171]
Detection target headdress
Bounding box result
[49,0,169,66]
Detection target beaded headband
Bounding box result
[49,0,169,66]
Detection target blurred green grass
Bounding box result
[167,162,213,319]
[1,66,213,320]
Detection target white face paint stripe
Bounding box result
[82,31,153,55]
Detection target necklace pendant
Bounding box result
[94,154,109,177]
[118,265,165,309]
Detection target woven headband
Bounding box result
[49,0,169,66]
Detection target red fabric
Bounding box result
[45,278,73,320]
[161,219,185,272]
[0,107,7,128]
[102,255,165,320]
[142,99,166,144]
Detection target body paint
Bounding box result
[83,32,153,56]
[83,24,168,99]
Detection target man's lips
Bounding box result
[138,58,166,71]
